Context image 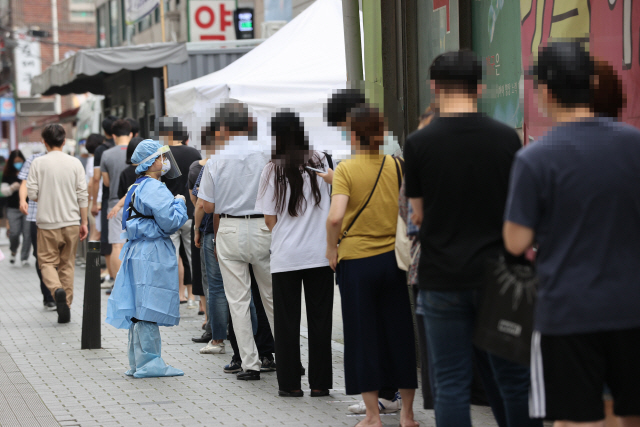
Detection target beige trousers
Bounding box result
[37,225,80,306]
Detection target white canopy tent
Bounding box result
[165,0,352,157]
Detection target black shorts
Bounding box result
[530,328,640,422]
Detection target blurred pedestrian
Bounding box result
[504,42,640,426]
[18,152,55,309]
[256,111,333,398]
[26,124,88,324]
[323,88,403,414]
[100,119,133,283]
[85,134,105,242]
[106,140,187,378]
[158,117,202,307]
[125,117,140,138]
[1,150,30,266]
[199,101,275,381]
[91,116,117,287]
[404,51,537,427]
[326,105,418,427]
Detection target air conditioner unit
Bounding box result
[261,21,287,38]
[17,99,58,116]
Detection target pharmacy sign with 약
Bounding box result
[189,0,236,41]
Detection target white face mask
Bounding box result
[161,157,172,176]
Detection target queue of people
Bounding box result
[9,41,639,427]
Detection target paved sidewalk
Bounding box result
[0,232,500,427]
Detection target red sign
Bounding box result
[190,0,235,41]
[433,0,450,33]
[521,0,640,139]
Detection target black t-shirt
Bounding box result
[161,145,202,218]
[94,138,115,202]
[2,174,20,209]
[404,113,521,291]
[118,165,138,200]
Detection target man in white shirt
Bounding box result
[26,124,89,324]
[199,101,274,381]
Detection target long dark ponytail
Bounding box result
[267,111,324,217]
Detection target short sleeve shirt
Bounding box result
[332,154,401,262]
[505,117,640,335]
[255,154,331,273]
[198,139,270,216]
[404,113,521,291]
[100,145,128,208]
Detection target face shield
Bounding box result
[138,145,182,179]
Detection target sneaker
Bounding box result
[223,359,242,373]
[100,279,114,289]
[44,301,56,310]
[200,342,225,354]
[347,392,402,414]
[9,253,15,264]
[260,357,276,372]
[187,299,197,309]
[21,260,29,267]
[54,289,70,324]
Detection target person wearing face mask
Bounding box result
[1,150,30,266]
[106,140,188,378]
[157,117,202,308]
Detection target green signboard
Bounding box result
[472,0,523,128]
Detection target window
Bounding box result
[70,0,96,23]
[109,0,120,46]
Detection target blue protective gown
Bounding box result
[105,177,188,378]
[106,177,188,329]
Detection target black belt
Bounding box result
[220,214,264,219]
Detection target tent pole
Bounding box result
[342,0,363,86]
[160,0,168,115]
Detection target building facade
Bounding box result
[0,0,95,144]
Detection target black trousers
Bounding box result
[273,266,334,391]
[30,221,53,303]
[336,251,417,395]
[229,265,274,362]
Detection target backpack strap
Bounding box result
[338,155,387,245]
[323,151,334,170]
[126,191,154,222]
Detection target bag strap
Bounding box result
[126,191,154,222]
[324,151,334,170]
[338,155,387,245]
[392,156,404,190]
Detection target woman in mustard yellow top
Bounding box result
[326,106,418,427]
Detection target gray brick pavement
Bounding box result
[0,232,501,426]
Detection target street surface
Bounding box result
[0,230,501,426]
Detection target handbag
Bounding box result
[338,156,387,244]
[392,158,411,271]
[473,252,538,366]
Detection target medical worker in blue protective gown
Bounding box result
[106,140,188,378]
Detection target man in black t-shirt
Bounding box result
[158,117,202,305]
[404,51,539,427]
[90,115,117,286]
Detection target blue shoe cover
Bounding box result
[128,321,184,378]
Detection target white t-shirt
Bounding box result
[255,153,331,274]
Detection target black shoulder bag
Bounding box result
[337,155,387,245]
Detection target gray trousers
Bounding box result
[7,207,31,261]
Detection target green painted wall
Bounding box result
[472,0,523,128]
[361,0,383,109]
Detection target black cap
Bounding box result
[528,41,594,106]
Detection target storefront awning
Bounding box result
[31,42,189,96]
[21,107,80,136]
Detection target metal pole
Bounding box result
[342,0,363,84]
[51,0,61,114]
[81,241,102,349]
